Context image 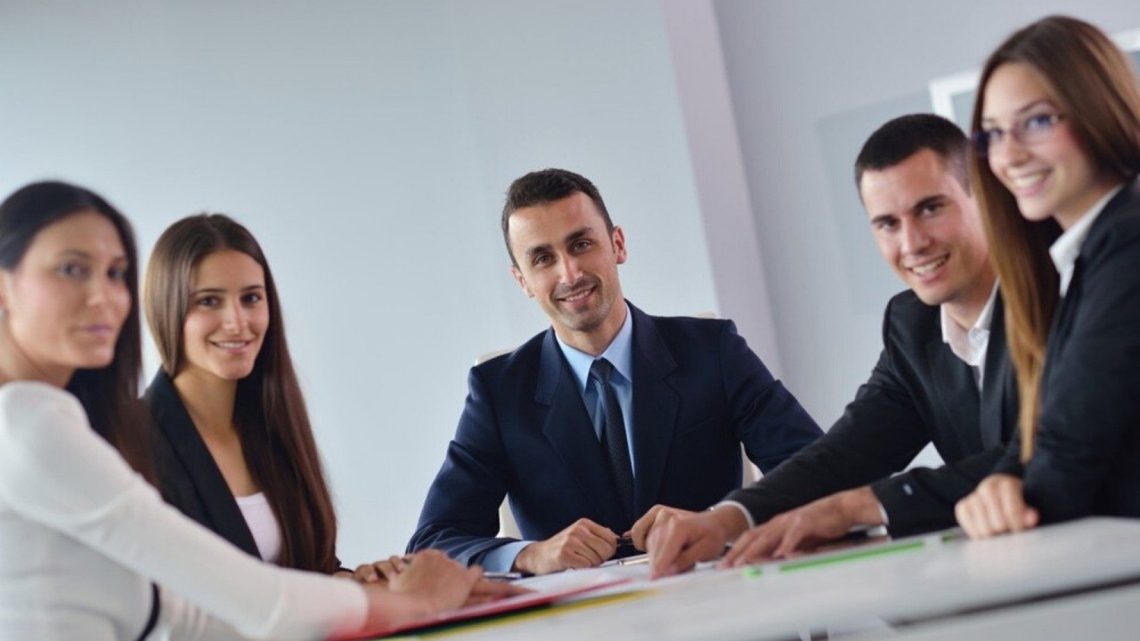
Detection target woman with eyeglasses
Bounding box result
[954,15,1140,538]
[0,182,513,640]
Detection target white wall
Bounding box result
[0,0,717,561]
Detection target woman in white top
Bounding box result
[142,213,347,573]
[0,181,510,640]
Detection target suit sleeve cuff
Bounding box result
[479,541,532,572]
[713,500,755,529]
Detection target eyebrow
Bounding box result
[912,195,946,213]
[191,284,265,295]
[523,226,595,258]
[58,249,128,262]
[981,98,1056,123]
[869,213,896,227]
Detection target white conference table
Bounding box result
[382,518,1140,640]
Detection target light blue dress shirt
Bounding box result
[482,303,635,572]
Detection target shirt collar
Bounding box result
[940,281,998,359]
[1050,184,1125,297]
[555,302,634,394]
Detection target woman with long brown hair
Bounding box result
[143,213,341,573]
[0,181,509,640]
[955,15,1140,537]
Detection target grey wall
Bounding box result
[711,0,1140,466]
[0,0,717,561]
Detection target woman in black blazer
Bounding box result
[143,214,344,573]
[955,15,1140,537]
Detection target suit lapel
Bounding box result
[926,331,982,452]
[628,306,679,517]
[146,372,260,558]
[536,331,627,528]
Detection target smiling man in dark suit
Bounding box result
[407,168,822,575]
[641,114,1018,577]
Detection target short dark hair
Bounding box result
[501,168,613,266]
[854,113,970,195]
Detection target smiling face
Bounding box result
[981,62,1119,229]
[508,192,628,354]
[0,210,131,384]
[860,149,994,320]
[178,249,269,384]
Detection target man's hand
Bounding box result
[512,518,618,575]
[721,486,883,567]
[955,474,1038,539]
[353,554,410,584]
[646,505,749,579]
[628,504,697,551]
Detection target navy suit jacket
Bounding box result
[407,303,822,565]
[996,176,1140,522]
[726,290,1017,536]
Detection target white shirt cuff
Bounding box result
[713,500,755,529]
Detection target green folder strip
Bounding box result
[779,539,926,573]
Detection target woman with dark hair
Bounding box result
[0,181,510,640]
[955,15,1140,537]
[143,214,341,573]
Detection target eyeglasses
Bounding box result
[972,113,1067,156]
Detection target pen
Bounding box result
[483,571,525,581]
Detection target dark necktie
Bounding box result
[589,358,635,523]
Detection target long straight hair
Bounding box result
[0,181,152,480]
[144,214,338,572]
[969,15,1140,460]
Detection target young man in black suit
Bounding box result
[407,169,821,575]
[640,114,1017,577]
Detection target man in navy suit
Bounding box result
[640,114,1017,577]
[407,168,821,575]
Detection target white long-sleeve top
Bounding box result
[0,381,367,641]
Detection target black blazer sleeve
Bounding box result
[726,292,1013,536]
[725,296,931,525]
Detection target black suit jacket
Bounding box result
[996,177,1140,522]
[407,302,822,565]
[145,371,261,559]
[725,289,1017,536]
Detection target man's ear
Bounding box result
[510,265,534,298]
[611,226,628,265]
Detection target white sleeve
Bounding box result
[0,382,367,641]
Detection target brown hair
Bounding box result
[144,214,339,572]
[969,15,1140,460]
[0,181,152,481]
[501,168,614,267]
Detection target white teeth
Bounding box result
[1011,172,1046,189]
[563,290,591,302]
[910,256,948,276]
[214,341,247,349]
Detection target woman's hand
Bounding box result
[955,474,1039,538]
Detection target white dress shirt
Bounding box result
[940,283,999,392]
[0,382,366,641]
[1050,184,1125,297]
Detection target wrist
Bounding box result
[511,543,538,574]
[709,505,749,541]
[839,486,885,525]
